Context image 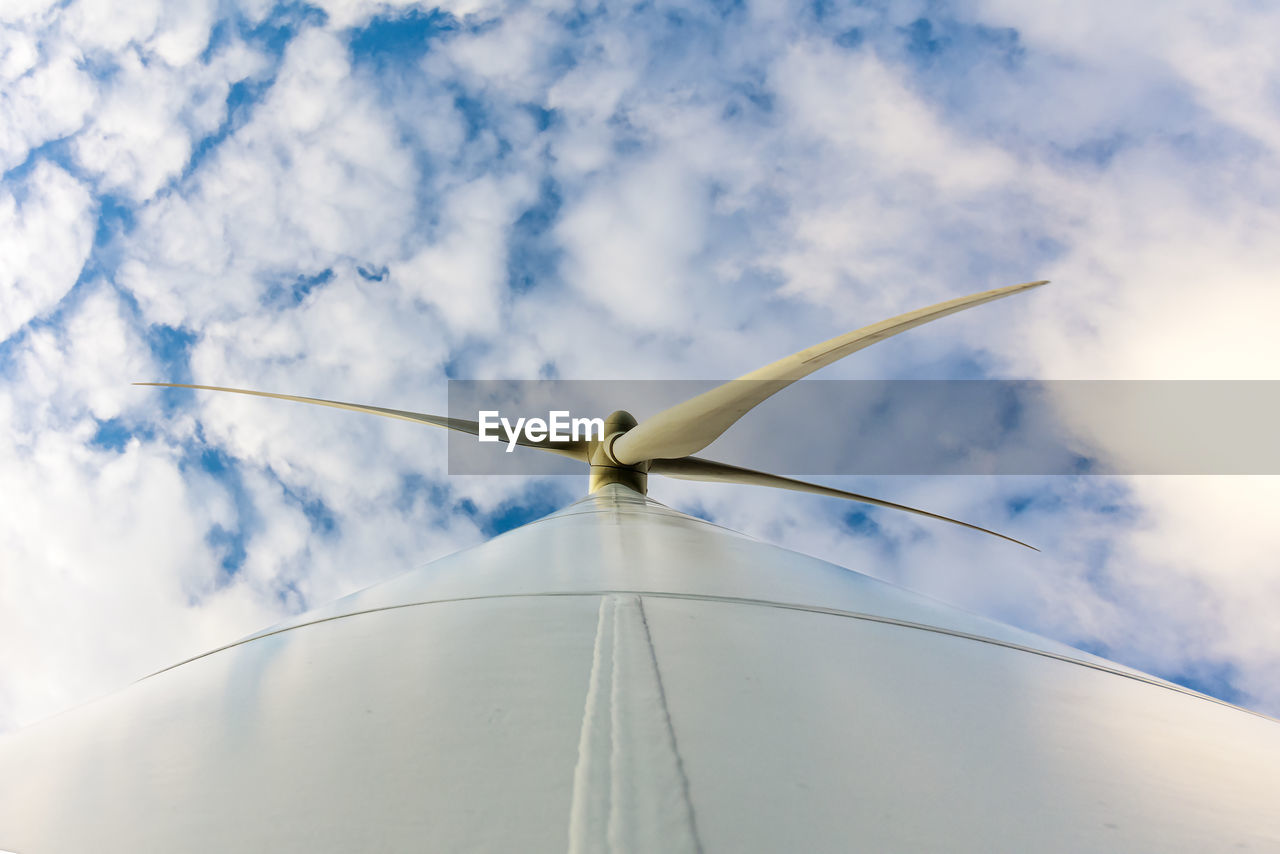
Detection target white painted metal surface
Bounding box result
[1,485,1278,852]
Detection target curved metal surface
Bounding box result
[225,487,1104,664]
[1,485,1277,853]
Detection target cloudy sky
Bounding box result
[2,0,1279,732]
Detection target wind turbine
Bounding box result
[1,280,1277,853]
[137,279,1049,548]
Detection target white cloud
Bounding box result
[0,0,58,26]
[397,173,537,334]
[120,26,419,327]
[447,4,563,99]
[149,0,219,68]
[71,52,202,202]
[0,46,97,174]
[61,0,164,55]
[71,37,267,202]
[0,26,39,80]
[0,161,95,342]
[1020,147,1280,380]
[61,0,216,67]
[758,42,1035,319]
[776,44,1016,193]
[976,0,1280,154]
[556,155,708,329]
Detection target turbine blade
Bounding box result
[133,383,590,459]
[611,280,1048,464]
[650,456,1038,550]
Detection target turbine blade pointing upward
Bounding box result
[610,280,1048,465]
[650,456,1038,550]
[132,383,590,459]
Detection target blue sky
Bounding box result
[2,0,1280,730]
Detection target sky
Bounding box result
[1,0,1279,732]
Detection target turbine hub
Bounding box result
[588,410,648,494]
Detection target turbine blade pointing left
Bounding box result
[611,280,1048,465]
[650,456,1037,550]
[133,383,590,459]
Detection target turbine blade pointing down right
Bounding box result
[649,456,1038,550]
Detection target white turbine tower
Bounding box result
[1,280,1277,853]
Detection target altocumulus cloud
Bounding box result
[1,0,1279,730]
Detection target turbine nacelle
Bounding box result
[138,279,1048,550]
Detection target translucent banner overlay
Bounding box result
[446,380,1280,475]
